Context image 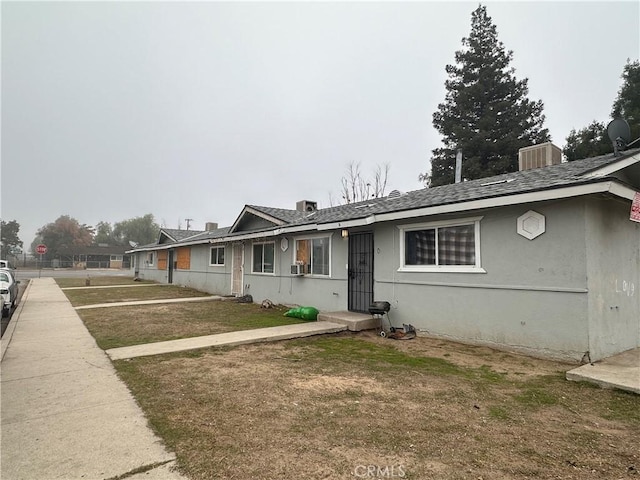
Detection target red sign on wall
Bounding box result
[631,192,640,223]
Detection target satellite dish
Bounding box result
[607,118,631,156]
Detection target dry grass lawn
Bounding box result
[115,333,640,480]
[62,276,640,480]
[62,284,210,306]
[78,301,305,349]
[55,276,154,288]
[61,277,306,350]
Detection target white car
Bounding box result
[0,269,18,317]
[0,260,15,270]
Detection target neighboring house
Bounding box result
[58,245,132,269]
[128,144,640,362]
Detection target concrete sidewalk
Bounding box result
[0,278,187,480]
[566,348,640,394]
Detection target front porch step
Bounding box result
[317,311,381,332]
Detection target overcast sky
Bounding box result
[2,1,639,251]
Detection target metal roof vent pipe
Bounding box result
[455,149,462,183]
[205,222,218,231]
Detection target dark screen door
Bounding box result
[167,249,174,284]
[348,232,374,313]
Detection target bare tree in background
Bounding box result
[338,162,390,204]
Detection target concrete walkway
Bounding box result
[75,295,222,310]
[107,321,348,360]
[566,348,640,394]
[0,278,187,480]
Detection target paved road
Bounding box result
[1,282,27,338]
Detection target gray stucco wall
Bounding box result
[171,244,231,294]
[241,233,349,310]
[131,246,231,295]
[373,199,591,362]
[131,252,167,283]
[585,196,640,360]
[129,193,637,362]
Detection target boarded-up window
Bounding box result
[176,247,191,270]
[295,237,330,276]
[157,251,167,270]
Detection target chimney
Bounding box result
[296,200,317,212]
[205,222,218,231]
[518,142,562,171]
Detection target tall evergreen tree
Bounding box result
[611,59,640,142]
[563,121,610,162]
[563,60,640,161]
[425,5,549,187]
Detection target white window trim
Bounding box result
[252,241,276,275]
[293,233,332,277]
[398,216,485,273]
[209,246,225,266]
[146,252,154,266]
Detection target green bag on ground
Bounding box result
[284,306,319,321]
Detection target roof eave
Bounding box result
[318,180,635,230]
[209,223,318,243]
[581,151,640,179]
[228,205,287,234]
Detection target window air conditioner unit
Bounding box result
[291,264,304,276]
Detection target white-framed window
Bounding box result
[210,246,225,266]
[294,234,331,276]
[252,241,275,274]
[146,252,154,266]
[110,255,123,261]
[398,216,484,273]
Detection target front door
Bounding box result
[348,232,374,313]
[231,243,244,296]
[167,249,174,284]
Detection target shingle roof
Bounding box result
[131,148,638,252]
[161,228,205,242]
[246,205,309,224]
[252,150,639,227]
[179,227,232,242]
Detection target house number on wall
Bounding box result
[615,279,636,297]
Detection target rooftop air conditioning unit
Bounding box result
[291,264,305,276]
[518,142,562,171]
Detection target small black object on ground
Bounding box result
[368,301,416,340]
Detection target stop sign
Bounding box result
[36,244,48,255]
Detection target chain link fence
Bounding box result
[12,256,131,270]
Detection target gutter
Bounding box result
[207,224,318,244]
[127,224,319,253]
